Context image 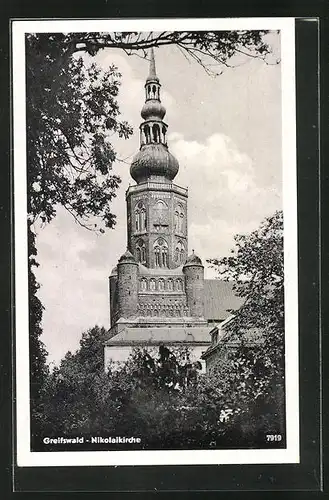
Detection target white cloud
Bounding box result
[171,132,281,239]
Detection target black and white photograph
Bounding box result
[13,18,299,467]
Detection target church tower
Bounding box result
[108,48,207,335]
[126,48,188,269]
[105,48,241,370]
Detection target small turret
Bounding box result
[183,250,205,318]
[117,249,138,319]
[109,266,118,327]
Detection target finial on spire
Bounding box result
[146,47,159,83]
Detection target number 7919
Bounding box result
[266,434,282,442]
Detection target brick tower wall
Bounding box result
[126,185,188,269]
[109,274,118,327]
[117,261,138,319]
[183,265,205,318]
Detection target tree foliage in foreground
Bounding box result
[27,33,133,231]
[37,327,206,448]
[28,220,49,437]
[36,312,285,451]
[207,210,285,435]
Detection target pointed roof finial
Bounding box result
[146,47,159,83]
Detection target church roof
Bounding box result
[105,326,212,346]
[204,280,243,321]
[118,249,136,264]
[184,251,203,267]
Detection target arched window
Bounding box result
[179,212,184,232]
[140,278,147,291]
[158,279,165,291]
[154,199,168,227]
[174,211,179,232]
[162,125,167,143]
[155,199,167,210]
[154,238,168,268]
[174,204,184,233]
[136,239,146,264]
[134,202,146,233]
[174,241,185,263]
[176,279,183,291]
[144,124,151,144]
[152,123,160,143]
[167,279,173,291]
[150,279,156,291]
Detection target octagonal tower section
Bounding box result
[126,181,188,270]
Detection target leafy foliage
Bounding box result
[36,328,204,447]
[35,327,284,450]
[28,222,49,391]
[27,33,133,231]
[28,221,49,440]
[207,210,285,436]
[40,30,275,77]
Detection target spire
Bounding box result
[140,47,166,122]
[130,46,179,184]
[146,47,159,83]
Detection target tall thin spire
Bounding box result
[130,45,179,184]
[146,47,159,83]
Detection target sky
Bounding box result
[33,32,282,365]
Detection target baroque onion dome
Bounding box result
[130,47,179,184]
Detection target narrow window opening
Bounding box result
[152,124,160,143]
[144,124,150,144]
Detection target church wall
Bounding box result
[104,343,208,372]
[137,293,188,317]
[104,345,133,370]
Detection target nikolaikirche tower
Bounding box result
[105,48,218,368]
[128,47,188,271]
